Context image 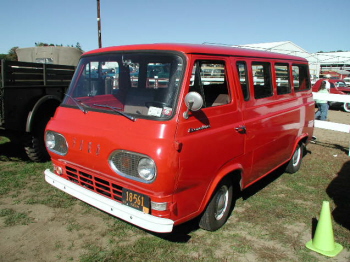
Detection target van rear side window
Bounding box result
[275,63,291,95]
[236,61,250,101]
[292,64,310,92]
[252,62,273,99]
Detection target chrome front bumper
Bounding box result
[44,169,174,233]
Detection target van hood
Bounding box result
[46,107,177,180]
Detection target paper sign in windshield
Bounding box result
[148,106,162,117]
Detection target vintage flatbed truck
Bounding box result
[0,59,75,161]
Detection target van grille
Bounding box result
[64,165,123,202]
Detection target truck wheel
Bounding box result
[24,117,50,162]
[343,103,350,113]
[286,144,304,174]
[199,177,233,231]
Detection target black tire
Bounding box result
[286,143,304,174]
[199,177,233,231]
[24,116,51,162]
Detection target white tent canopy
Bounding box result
[232,41,350,80]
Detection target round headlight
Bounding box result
[138,158,156,181]
[46,132,56,149]
[45,131,68,155]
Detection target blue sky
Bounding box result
[1,0,349,54]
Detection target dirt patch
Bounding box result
[0,202,111,262]
[313,109,350,149]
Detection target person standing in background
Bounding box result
[315,81,330,120]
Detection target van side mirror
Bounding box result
[183,92,203,119]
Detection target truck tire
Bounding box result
[24,117,50,162]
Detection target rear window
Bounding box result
[292,64,310,91]
[275,63,291,95]
[252,62,273,99]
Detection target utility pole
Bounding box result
[97,0,102,48]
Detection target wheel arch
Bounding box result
[26,95,61,133]
[200,164,243,214]
[291,134,309,158]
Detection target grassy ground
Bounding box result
[0,133,349,262]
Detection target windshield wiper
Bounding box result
[65,94,88,114]
[93,104,136,122]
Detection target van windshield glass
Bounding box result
[63,52,184,119]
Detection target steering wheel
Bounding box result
[145,101,169,108]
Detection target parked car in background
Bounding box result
[344,77,350,86]
[312,79,350,112]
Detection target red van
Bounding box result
[312,79,350,112]
[44,44,314,233]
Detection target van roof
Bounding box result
[83,43,307,62]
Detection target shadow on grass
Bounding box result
[0,138,28,162]
[154,165,288,243]
[313,140,349,155]
[154,217,201,243]
[241,165,286,200]
[327,160,350,230]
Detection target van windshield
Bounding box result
[63,52,184,120]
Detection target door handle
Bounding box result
[235,126,246,134]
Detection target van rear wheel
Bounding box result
[199,177,233,231]
[286,143,304,173]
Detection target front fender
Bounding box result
[199,162,243,213]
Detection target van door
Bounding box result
[174,57,245,218]
[239,59,299,185]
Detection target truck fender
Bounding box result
[26,95,62,133]
[200,163,243,213]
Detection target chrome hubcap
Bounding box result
[215,186,229,220]
[292,146,301,167]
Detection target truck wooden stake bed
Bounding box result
[0,59,75,161]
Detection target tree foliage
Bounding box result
[34,42,83,52]
[0,47,19,61]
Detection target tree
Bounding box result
[75,42,83,52]
[7,46,18,61]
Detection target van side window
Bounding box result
[252,62,273,99]
[190,61,230,108]
[292,64,310,91]
[275,63,291,95]
[236,61,250,101]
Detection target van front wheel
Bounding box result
[286,144,304,173]
[199,178,233,231]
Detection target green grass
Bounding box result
[0,208,34,226]
[0,136,349,262]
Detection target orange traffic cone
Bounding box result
[306,201,343,257]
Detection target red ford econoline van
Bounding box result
[44,43,314,233]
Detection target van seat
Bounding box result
[124,88,155,115]
[212,94,229,106]
[203,84,229,107]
